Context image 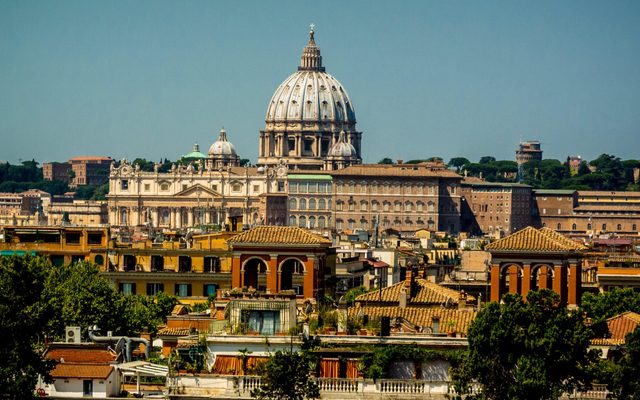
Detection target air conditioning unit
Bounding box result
[65,326,81,343]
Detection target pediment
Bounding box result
[174,184,220,198]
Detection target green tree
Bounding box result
[251,350,320,400]
[0,256,56,397]
[610,327,640,399]
[479,156,496,164]
[448,157,470,172]
[377,157,394,165]
[452,290,596,400]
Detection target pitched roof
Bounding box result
[228,226,332,246]
[591,311,640,346]
[50,364,114,379]
[348,306,476,334]
[45,345,117,364]
[355,278,475,305]
[539,227,587,250]
[157,327,194,337]
[485,226,583,252]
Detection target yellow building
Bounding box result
[0,225,109,267]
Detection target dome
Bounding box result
[328,130,357,158]
[265,30,356,127]
[208,128,237,157]
[182,143,207,161]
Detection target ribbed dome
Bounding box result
[328,130,357,158]
[208,128,237,156]
[265,30,356,126]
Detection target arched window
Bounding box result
[383,202,390,212]
[299,216,307,228]
[394,202,401,212]
[360,201,367,211]
[572,223,577,231]
[336,219,343,230]
[309,216,316,228]
[417,202,424,212]
[299,198,307,210]
[587,223,592,230]
[308,198,316,210]
[161,209,170,225]
[289,215,297,226]
[318,216,326,228]
[557,223,562,230]
[318,198,326,210]
[120,209,128,225]
[427,202,435,212]
[371,201,379,211]
[405,202,412,212]
[617,224,622,231]
[289,198,297,210]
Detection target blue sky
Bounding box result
[1,0,639,165]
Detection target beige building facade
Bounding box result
[107,160,289,230]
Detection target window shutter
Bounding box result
[146,283,152,295]
[187,284,192,297]
[131,283,136,294]
[174,284,179,296]
[119,283,123,292]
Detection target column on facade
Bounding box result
[508,265,521,294]
[187,208,194,227]
[521,263,531,299]
[568,262,582,306]
[490,264,501,302]
[267,255,278,294]
[296,134,302,157]
[315,134,321,157]
[152,208,159,228]
[553,265,568,305]
[303,257,315,299]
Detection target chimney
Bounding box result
[404,266,412,288]
[399,287,407,309]
[458,290,468,310]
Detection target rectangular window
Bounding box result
[146,283,164,296]
[253,185,259,192]
[175,283,192,297]
[289,182,298,193]
[120,283,136,295]
[204,283,219,298]
[204,256,221,273]
[121,180,129,190]
[66,232,81,245]
[144,183,150,191]
[212,184,218,191]
[277,181,285,192]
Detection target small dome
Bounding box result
[182,143,207,160]
[208,128,237,157]
[328,131,357,158]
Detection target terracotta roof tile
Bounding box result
[228,226,332,245]
[45,346,117,364]
[485,226,583,252]
[539,227,587,250]
[606,311,640,341]
[355,279,475,305]
[157,327,195,337]
[348,305,476,334]
[51,364,113,379]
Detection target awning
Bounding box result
[118,361,168,377]
[0,250,36,256]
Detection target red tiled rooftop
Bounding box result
[51,364,113,379]
[45,345,117,364]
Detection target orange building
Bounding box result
[227,226,336,300]
[486,226,586,306]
